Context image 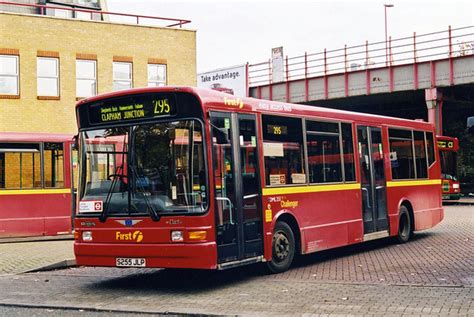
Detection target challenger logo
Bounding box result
[116,231,144,243]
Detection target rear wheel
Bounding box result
[267,221,295,274]
[396,205,412,243]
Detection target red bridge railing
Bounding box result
[248,25,473,87]
[0,1,191,28]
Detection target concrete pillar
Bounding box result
[425,88,443,135]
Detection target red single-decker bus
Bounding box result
[0,132,76,238]
[437,136,461,200]
[74,87,443,273]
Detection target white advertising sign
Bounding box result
[272,46,284,83]
[197,64,248,97]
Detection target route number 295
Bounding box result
[154,99,170,114]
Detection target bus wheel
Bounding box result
[397,205,412,244]
[267,221,295,274]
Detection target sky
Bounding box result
[107,0,474,73]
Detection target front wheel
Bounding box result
[267,221,295,274]
[396,205,413,244]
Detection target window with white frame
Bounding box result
[0,55,19,95]
[113,62,132,91]
[76,59,97,97]
[147,64,167,87]
[37,57,59,97]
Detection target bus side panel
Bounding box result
[386,185,443,234]
[301,189,363,253]
[264,188,363,254]
[0,193,72,238]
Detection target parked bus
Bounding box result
[437,136,461,200]
[0,132,77,238]
[74,87,443,273]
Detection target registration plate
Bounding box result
[116,257,146,267]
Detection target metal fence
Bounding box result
[0,1,191,28]
[249,25,474,87]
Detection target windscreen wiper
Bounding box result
[100,132,129,223]
[129,164,160,221]
[99,166,124,223]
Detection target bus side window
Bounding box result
[262,115,305,186]
[425,132,435,167]
[0,143,41,189]
[389,129,415,180]
[342,123,356,182]
[306,120,342,184]
[414,131,428,178]
[44,142,64,188]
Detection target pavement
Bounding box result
[0,205,471,315]
[0,201,471,277]
[0,239,75,275]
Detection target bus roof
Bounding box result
[0,132,74,143]
[76,86,436,131]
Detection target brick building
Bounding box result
[0,0,196,134]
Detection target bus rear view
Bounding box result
[74,88,216,269]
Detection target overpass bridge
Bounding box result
[247,25,474,193]
[248,26,474,135]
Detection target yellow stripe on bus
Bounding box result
[0,188,71,195]
[262,183,361,196]
[386,179,441,187]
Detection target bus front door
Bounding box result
[357,126,389,236]
[211,112,263,265]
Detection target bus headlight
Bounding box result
[171,230,183,242]
[82,231,93,242]
[453,183,460,189]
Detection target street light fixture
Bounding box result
[384,4,394,66]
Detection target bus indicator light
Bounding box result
[265,204,273,223]
[188,231,207,241]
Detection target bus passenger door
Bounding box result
[238,114,263,259]
[357,126,388,235]
[210,112,263,265]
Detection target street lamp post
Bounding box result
[384,4,394,66]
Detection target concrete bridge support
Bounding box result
[425,88,443,135]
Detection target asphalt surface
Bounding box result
[0,205,472,315]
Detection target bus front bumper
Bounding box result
[442,193,462,200]
[74,241,217,270]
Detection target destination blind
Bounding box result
[87,93,177,125]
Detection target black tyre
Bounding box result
[396,205,413,244]
[267,221,295,274]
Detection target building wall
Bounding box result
[0,12,196,134]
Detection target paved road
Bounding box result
[0,305,148,317]
[0,240,74,275]
[0,205,472,315]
